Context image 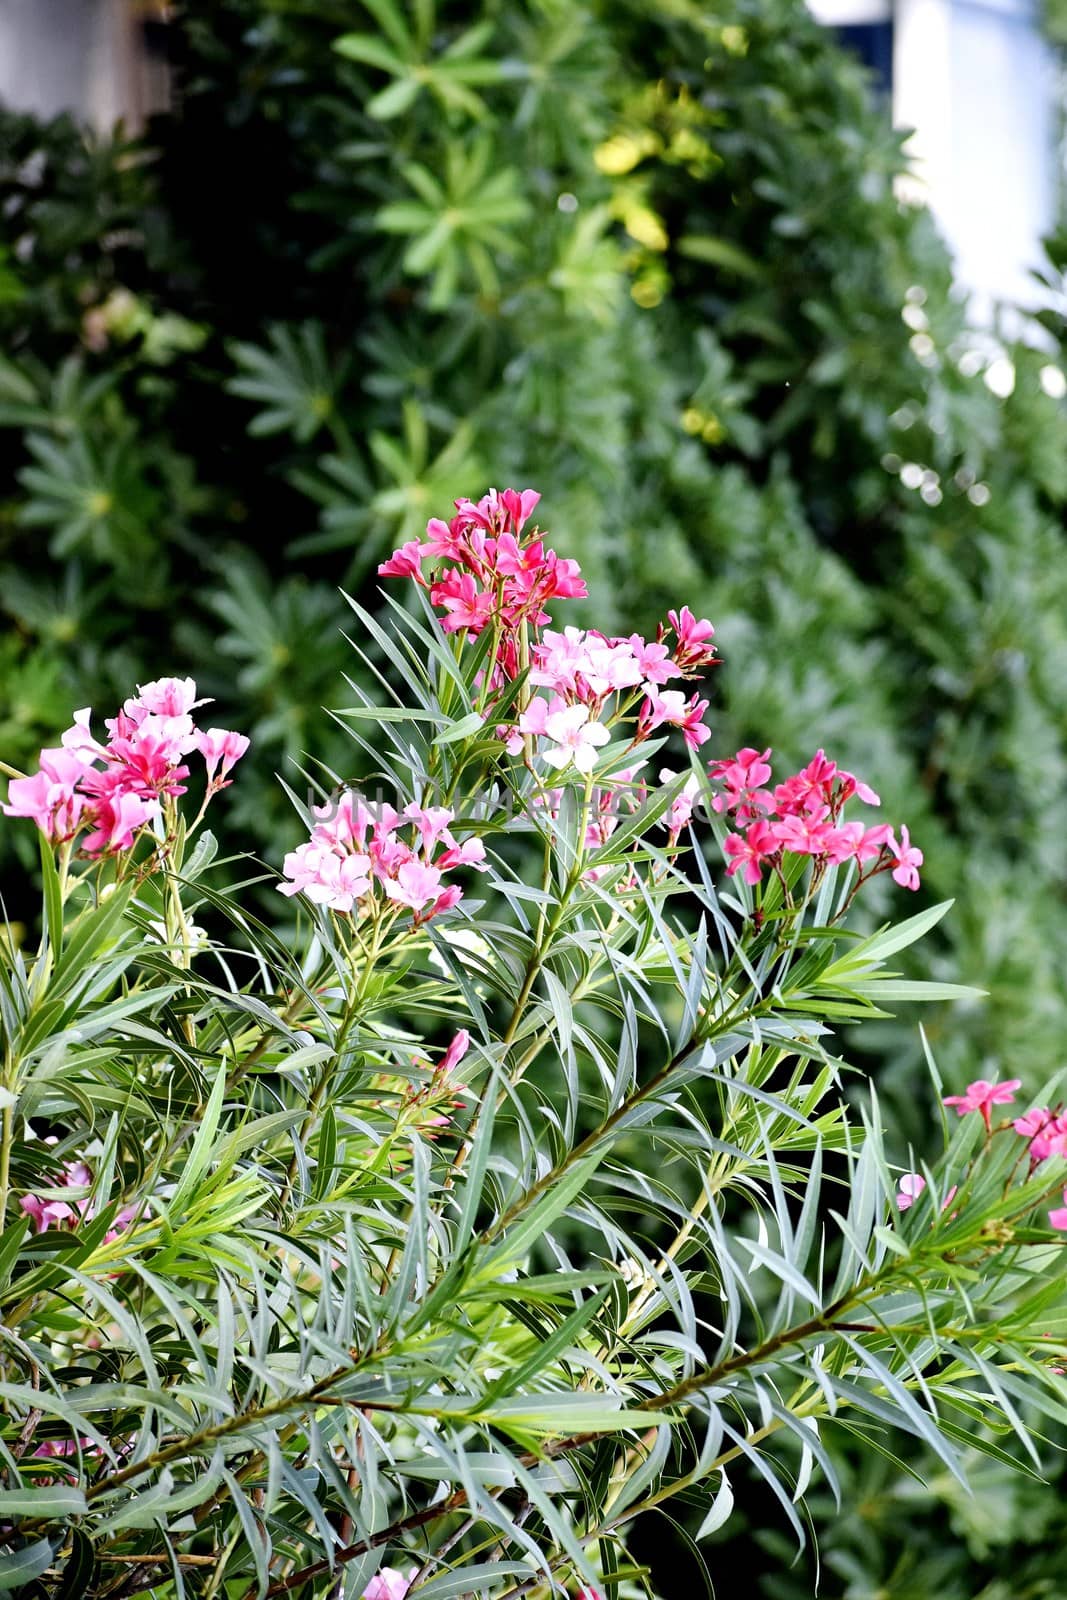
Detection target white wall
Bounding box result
[895,0,1058,319]
[0,0,153,130]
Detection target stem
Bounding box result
[448,856,584,1183]
[0,1101,13,1228]
[280,914,384,1209]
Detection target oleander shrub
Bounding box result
[5,1,1067,1591]
[3,490,1067,1598]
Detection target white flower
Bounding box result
[541,703,610,775]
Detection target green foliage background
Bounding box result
[4,0,1067,1591]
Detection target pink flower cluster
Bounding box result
[513,613,715,770]
[939,1077,1067,1233]
[2,677,249,857]
[279,794,487,920]
[380,490,718,774]
[400,1029,471,1137]
[379,488,586,642]
[20,1154,134,1242]
[1013,1104,1067,1164]
[710,746,922,891]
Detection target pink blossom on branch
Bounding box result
[889,824,924,891]
[2,747,89,841]
[3,678,249,860]
[771,812,834,857]
[378,539,431,581]
[280,793,484,922]
[430,572,495,634]
[723,819,779,886]
[659,769,702,841]
[708,747,774,819]
[439,1029,470,1077]
[1013,1107,1067,1165]
[524,701,611,775]
[80,791,159,856]
[667,606,717,672]
[128,676,206,719]
[824,820,893,865]
[639,688,711,750]
[943,1078,1023,1131]
[198,729,251,788]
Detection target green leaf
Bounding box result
[167,1066,227,1218]
[0,1540,55,1591]
[0,1485,86,1518]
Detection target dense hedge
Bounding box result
[4,1,1067,1591]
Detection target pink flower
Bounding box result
[96,715,198,795]
[943,1077,1023,1131]
[198,729,250,787]
[888,824,923,891]
[708,747,774,820]
[773,751,838,816]
[19,1158,135,1241]
[403,803,456,852]
[33,1437,81,1459]
[20,1192,78,1233]
[129,676,206,719]
[382,860,446,913]
[542,552,588,601]
[627,633,677,686]
[422,517,466,562]
[1014,1107,1052,1138]
[667,607,717,671]
[1050,1191,1067,1232]
[60,707,108,763]
[81,791,158,856]
[772,812,834,856]
[824,820,892,865]
[439,1029,470,1076]
[710,746,772,793]
[1033,1129,1067,1164]
[641,689,711,750]
[1014,1109,1067,1164]
[370,834,414,879]
[494,533,548,576]
[522,698,610,775]
[278,843,373,913]
[3,748,88,840]
[896,1173,958,1215]
[500,487,541,531]
[531,627,640,697]
[427,884,463,919]
[453,491,504,534]
[659,770,701,839]
[540,704,610,775]
[837,768,880,807]
[723,818,778,885]
[430,572,495,634]
[435,836,488,872]
[379,540,430,580]
[361,1569,417,1600]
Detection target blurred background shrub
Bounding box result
[5,1,1067,1592]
